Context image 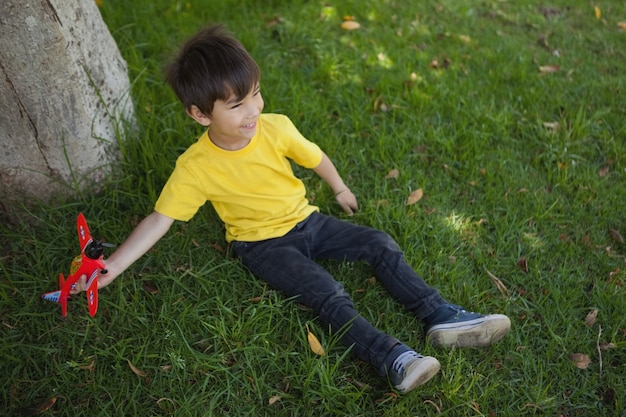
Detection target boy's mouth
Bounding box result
[242,122,256,129]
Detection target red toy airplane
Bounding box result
[41,213,111,317]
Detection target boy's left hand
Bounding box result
[335,189,358,215]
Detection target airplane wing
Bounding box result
[76,213,93,253]
[85,270,99,317]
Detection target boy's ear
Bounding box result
[186,105,211,126]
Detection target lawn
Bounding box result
[1,0,625,416]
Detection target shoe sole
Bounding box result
[427,314,511,348]
[394,356,441,394]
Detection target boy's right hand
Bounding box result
[335,188,358,215]
[69,263,115,294]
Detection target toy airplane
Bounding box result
[41,213,111,317]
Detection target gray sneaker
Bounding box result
[426,304,511,348]
[388,351,440,394]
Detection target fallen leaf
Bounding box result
[609,229,624,245]
[306,324,326,356]
[265,16,283,28]
[341,20,361,30]
[268,395,282,406]
[585,309,598,327]
[406,188,424,205]
[80,360,96,372]
[599,341,615,350]
[517,257,529,273]
[568,353,591,369]
[346,377,371,390]
[486,270,509,297]
[599,166,610,177]
[543,121,560,131]
[19,397,57,416]
[539,65,560,73]
[385,169,400,179]
[618,22,626,31]
[142,281,158,295]
[373,95,390,112]
[127,359,147,377]
[594,6,601,19]
[211,242,225,253]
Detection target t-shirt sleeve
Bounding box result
[280,116,323,169]
[154,161,207,222]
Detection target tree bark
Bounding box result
[0,0,134,209]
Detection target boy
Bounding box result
[74,25,510,394]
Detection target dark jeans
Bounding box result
[231,212,446,374]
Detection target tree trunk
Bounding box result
[0,0,134,209]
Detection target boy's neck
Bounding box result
[207,134,251,151]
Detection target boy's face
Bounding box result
[187,84,264,150]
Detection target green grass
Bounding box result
[2,0,625,415]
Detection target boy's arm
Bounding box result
[313,152,359,215]
[72,211,174,292]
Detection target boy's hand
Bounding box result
[335,189,358,215]
[69,261,115,294]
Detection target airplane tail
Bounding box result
[41,290,62,303]
[41,273,69,317]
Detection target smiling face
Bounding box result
[187,84,264,150]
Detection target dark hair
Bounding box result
[164,24,260,116]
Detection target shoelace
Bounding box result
[393,351,423,375]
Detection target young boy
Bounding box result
[75,25,510,394]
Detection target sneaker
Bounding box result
[426,304,511,348]
[388,351,440,394]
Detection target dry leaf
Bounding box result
[265,16,283,28]
[599,166,610,177]
[594,6,601,19]
[406,188,424,205]
[618,22,626,31]
[211,242,225,253]
[142,281,158,295]
[599,341,615,350]
[385,168,400,179]
[127,359,147,377]
[80,360,96,372]
[517,257,529,273]
[487,270,509,297]
[609,229,624,245]
[584,309,598,327]
[568,353,591,369]
[268,395,282,406]
[306,324,326,356]
[20,397,57,416]
[539,65,560,73]
[341,21,361,30]
[373,95,389,112]
[543,121,560,131]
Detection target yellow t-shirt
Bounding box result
[155,113,323,242]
